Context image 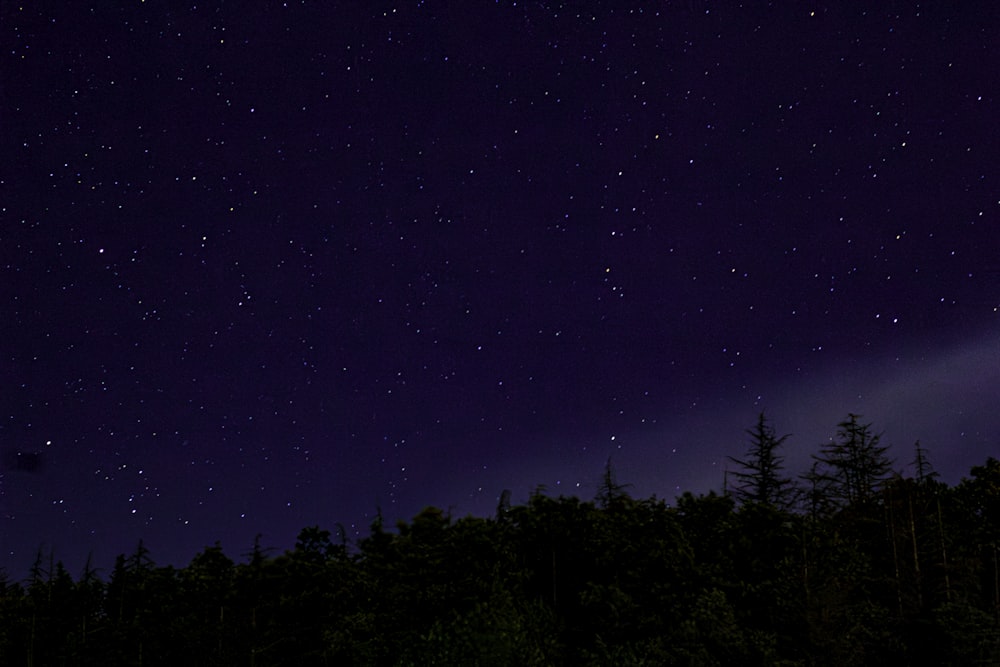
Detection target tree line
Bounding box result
[1,413,999,665]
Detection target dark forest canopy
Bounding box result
[2,415,1000,666]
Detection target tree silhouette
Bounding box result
[3,422,1000,665]
[595,457,632,509]
[912,440,939,485]
[809,414,893,507]
[727,412,795,509]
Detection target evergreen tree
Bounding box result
[727,412,795,509]
[596,457,632,509]
[809,414,893,507]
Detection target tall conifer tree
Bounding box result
[810,414,893,507]
[727,412,794,508]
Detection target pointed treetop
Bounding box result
[727,412,794,509]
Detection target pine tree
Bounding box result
[810,414,893,507]
[727,412,794,509]
[596,458,632,509]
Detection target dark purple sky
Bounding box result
[3,3,999,575]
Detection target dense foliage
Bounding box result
[2,416,999,666]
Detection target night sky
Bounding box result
[3,2,999,575]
